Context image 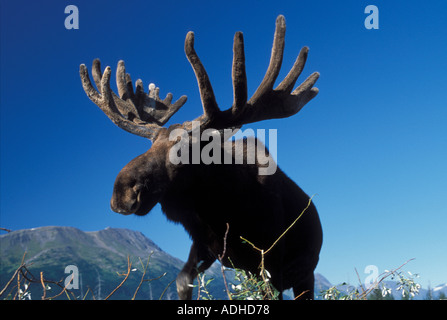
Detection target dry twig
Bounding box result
[218,223,232,300]
[104,256,132,300]
[239,196,315,299]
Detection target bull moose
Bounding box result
[80,15,323,300]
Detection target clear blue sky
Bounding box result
[1,0,446,289]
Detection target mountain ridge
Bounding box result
[0,226,184,300]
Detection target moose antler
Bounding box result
[80,59,187,141]
[185,15,319,130]
[80,15,318,140]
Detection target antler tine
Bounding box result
[91,59,140,120]
[185,32,220,122]
[116,60,134,102]
[248,15,286,105]
[234,15,319,123]
[232,31,248,114]
[276,46,309,93]
[149,85,188,125]
[80,63,161,140]
[116,60,188,125]
[181,15,319,132]
[80,59,187,141]
[91,58,102,90]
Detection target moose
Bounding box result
[80,15,323,300]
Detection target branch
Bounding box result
[359,258,416,300]
[0,263,24,297]
[218,223,232,300]
[159,279,176,300]
[40,272,46,300]
[132,253,153,300]
[131,253,167,300]
[238,196,315,300]
[104,256,132,300]
[265,195,314,255]
[240,195,315,255]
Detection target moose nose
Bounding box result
[110,197,133,215]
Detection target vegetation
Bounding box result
[0,252,172,300]
[318,260,422,300]
[1,249,446,300]
[1,204,445,300]
[0,227,183,300]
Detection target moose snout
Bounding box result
[110,189,141,215]
[110,200,132,215]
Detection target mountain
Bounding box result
[0,226,186,300]
[432,283,447,299]
[315,278,447,300]
[314,273,332,293]
[1,226,332,300]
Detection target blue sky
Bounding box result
[1,0,446,289]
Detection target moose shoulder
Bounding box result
[80,15,323,300]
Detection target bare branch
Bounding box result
[104,256,132,300]
[40,272,46,300]
[218,223,232,300]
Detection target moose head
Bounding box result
[80,15,322,300]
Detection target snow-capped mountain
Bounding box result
[432,283,447,299]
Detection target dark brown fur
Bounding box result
[111,130,322,299]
